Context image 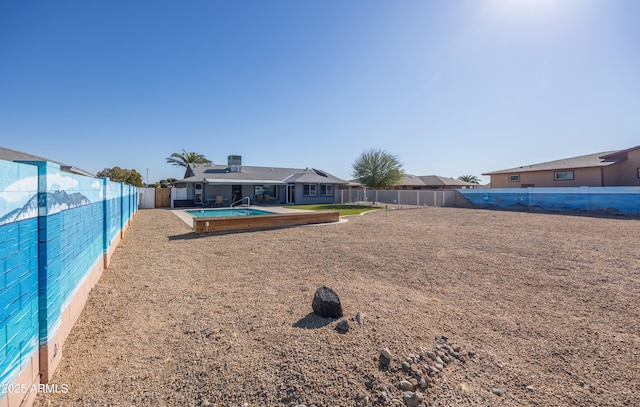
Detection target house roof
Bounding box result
[349,174,478,187]
[599,145,640,161]
[397,174,427,187]
[483,150,620,175]
[418,175,478,187]
[0,146,95,177]
[180,163,347,185]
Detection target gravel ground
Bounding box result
[33,207,640,407]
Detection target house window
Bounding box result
[508,174,520,182]
[254,185,277,198]
[303,184,317,196]
[554,171,574,181]
[320,184,333,196]
[637,167,640,178]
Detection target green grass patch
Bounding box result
[287,204,382,216]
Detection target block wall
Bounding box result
[0,159,137,406]
[0,161,40,403]
[458,187,640,216]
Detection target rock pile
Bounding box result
[357,336,470,407]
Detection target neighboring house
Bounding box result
[484,145,640,188]
[347,174,479,190]
[172,155,348,206]
[0,146,95,177]
[416,175,479,190]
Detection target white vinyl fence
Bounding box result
[170,187,188,208]
[139,187,156,209]
[339,189,456,207]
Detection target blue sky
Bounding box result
[1,0,639,185]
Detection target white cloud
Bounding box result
[47,173,78,190]
[92,180,104,199]
[1,175,38,202]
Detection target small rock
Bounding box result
[399,380,414,391]
[426,351,437,361]
[356,394,369,407]
[355,311,364,325]
[336,318,350,333]
[492,388,503,396]
[199,399,213,407]
[402,391,423,407]
[419,378,428,389]
[312,286,343,318]
[381,348,393,360]
[526,385,534,392]
[401,361,411,371]
[364,379,374,390]
[459,382,472,394]
[435,363,444,371]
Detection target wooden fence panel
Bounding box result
[155,188,171,208]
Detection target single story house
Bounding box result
[347,174,479,190]
[484,145,640,188]
[172,155,348,207]
[415,175,479,190]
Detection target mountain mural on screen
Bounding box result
[0,191,91,226]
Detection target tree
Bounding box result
[155,178,177,188]
[166,150,212,167]
[457,175,481,184]
[352,148,404,189]
[97,167,143,187]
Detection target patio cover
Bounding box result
[203,178,287,185]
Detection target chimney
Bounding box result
[228,155,242,172]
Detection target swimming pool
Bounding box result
[187,208,275,218]
[186,208,340,234]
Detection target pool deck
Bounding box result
[171,206,344,233]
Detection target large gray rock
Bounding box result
[312,286,343,318]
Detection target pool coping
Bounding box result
[171,205,348,233]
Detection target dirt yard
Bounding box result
[33,207,640,406]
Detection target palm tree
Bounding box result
[166,150,212,168]
[457,175,481,184]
